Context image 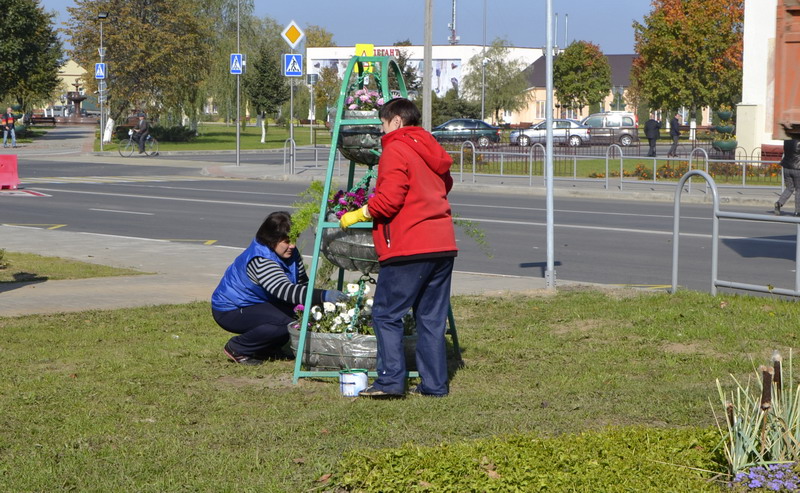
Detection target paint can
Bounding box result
[339,369,368,397]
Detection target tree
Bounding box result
[632,0,743,116]
[243,44,289,141]
[304,25,335,49]
[553,41,611,114]
[0,0,63,111]
[462,39,530,123]
[315,65,341,124]
[65,0,213,122]
[392,39,421,94]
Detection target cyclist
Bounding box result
[132,112,150,154]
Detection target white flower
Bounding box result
[323,302,336,313]
[313,311,323,321]
[334,316,343,325]
[336,302,347,309]
[363,285,371,295]
[342,314,351,323]
[311,306,321,315]
[347,308,356,318]
[346,283,360,295]
[366,298,374,307]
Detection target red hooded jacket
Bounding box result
[368,126,457,263]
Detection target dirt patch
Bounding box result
[552,318,607,335]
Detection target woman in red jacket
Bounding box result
[341,98,457,397]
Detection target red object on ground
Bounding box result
[0,154,20,189]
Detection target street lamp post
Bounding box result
[98,12,108,151]
[480,0,486,121]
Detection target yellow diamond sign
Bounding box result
[281,20,305,50]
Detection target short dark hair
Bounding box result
[378,98,420,127]
[255,211,292,248]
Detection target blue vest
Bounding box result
[211,239,299,311]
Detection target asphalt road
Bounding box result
[4,156,797,293]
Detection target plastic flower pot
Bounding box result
[716,110,733,121]
[320,213,380,274]
[712,140,738,152]
[288,324,417,371]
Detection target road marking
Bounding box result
[2,223,66,229]
[21,175,228,184]
[0,189,50,197]
[168,239,218,245]
[89,208,155,215]
[31,187,289,208]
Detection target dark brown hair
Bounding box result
[255,211,292,248]
[378,98,420,127]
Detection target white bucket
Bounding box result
[339,369,368,397]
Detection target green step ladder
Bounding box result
[292,55,461,384]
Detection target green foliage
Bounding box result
[315,65,341,123]
[391,43,421,93]
[0,249,8,270]
[453,215,492,258]
[148,125,196,143]
[65,0,213,122]
[429,88,481,126]
[289,180,326,244]
[632,0,743,114]
[0,0,63,109]
[243,44,290,121]
[462,38,530,123]
[554,41,612,111]
[333,427,725,491]
[0,251,144,282]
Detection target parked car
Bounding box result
[431,118,501,147]
[509,118,590,147]
[580,111,639,146]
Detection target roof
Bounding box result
[523,53,637,89]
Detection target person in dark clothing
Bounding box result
[211,211,347,365]
[132,112,150,154]
[340,98,457,398]
[2,107,17,148]
[643,114,661,157]
[775,138,800,217]
[667,113,681,157]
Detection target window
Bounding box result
[583,116,603,127]
[622,117,634,126]
[536,101,546,119]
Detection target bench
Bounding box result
[30,116,56,126]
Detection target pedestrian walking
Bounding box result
[775,138,800,216]
[667,113,681,157]
[644,114,661,157]
[2,107,17,148]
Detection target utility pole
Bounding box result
[423,0,432,131]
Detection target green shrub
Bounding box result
[149,125,196,142]
[332,427,726,491]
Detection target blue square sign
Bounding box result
[284,54,303,77]
[230,53,243,75]
[95,63,106,79]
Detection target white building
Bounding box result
[306,44,542,104]
[737,0,781,156]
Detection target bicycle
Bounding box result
[118,129,159,157]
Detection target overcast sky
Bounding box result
[42,0,651,54]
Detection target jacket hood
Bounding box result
[381,126,452,175]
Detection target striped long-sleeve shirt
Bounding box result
[246,256,323,306]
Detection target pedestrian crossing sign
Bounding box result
[95,63,106,79]
[284,54,303,77]
[230,53,243,75]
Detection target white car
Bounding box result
[509,119,590,147]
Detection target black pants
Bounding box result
[647,138,657,157]
[132,131,149,152]
[668,135,679,156]
[212,302,292,357]
[777,168,800,212]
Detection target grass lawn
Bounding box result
[94,123,333,152]
[2,287,798,491]
[0,251,145,283]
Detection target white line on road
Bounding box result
[89,208,155,215]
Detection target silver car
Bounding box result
[509,119,590,147]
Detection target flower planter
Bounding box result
[335,110,382,166]
[288,325,417,371]
[320,213,380,274]
[716,110,733,121]
[712,140,738,152]
[715,125,735,135]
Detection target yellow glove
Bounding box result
[340,205,371,229]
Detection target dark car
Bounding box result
[509,118,590,147]
[580,112,640,146]
[431,118,501,147]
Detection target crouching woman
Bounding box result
[211,211,345,365]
